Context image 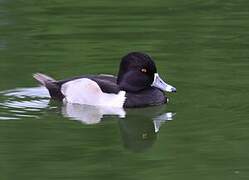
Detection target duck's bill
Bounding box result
[151,73,176,92]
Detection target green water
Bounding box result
[0,0,249,179]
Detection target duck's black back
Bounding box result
[57,75,120,93]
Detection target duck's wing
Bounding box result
[58,74,120,94]
[90,75,120,94]
[34,73,120,100]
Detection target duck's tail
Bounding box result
[33,73,56,86]
[33,73,64,100]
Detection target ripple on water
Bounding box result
[0,87,50,120]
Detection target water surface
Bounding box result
[0,0,249,179]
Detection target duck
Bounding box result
[33,52,176,108]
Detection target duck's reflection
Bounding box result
[0,87,176,152]
[62,103,126,124]
[62,103,175,152]
[118,107,175,152]
[62,103,174,131]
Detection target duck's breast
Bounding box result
[124,88,167,108]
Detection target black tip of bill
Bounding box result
[171,87,177,93]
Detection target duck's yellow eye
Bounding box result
[141,68,147,73]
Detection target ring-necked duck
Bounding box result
[33,52,176,108]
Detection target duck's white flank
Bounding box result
[61,78,126,108]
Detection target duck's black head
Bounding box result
[117,52,176,93]
[117,52,156,92]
